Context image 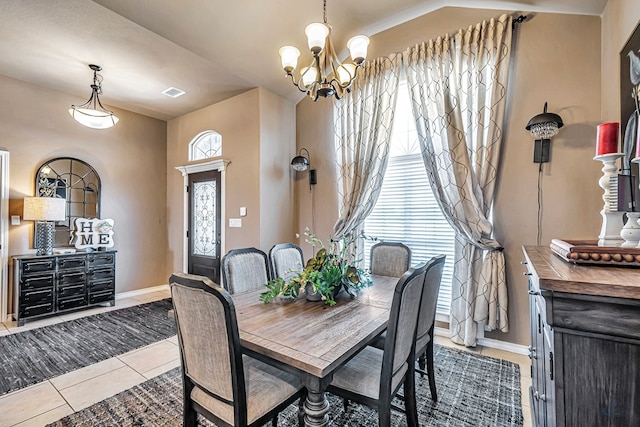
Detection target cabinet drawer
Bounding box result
[58,283,85,299]
[57,297,86,311]
[90,268,114,282]
[89,253,115,267]
[58,256,86,270]
[20,302,53,318]
[89,291,114,305]
[21,288,53,305]
[57,271,86,286]
[21,258,55,275]
[89,278,114,293]
[21,274,54,291]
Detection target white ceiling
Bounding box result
[0,0,608,121]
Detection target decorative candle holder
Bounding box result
[594,153,625,246]
[620,212,640,247]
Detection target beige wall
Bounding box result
[601,0,640,120]
[0,74,168,313]
[166,88,296,276]
[295,8,603,346]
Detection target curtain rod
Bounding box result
[512,15,528,30]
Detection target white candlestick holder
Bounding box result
[594,153,625,246]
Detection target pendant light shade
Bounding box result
[69,64,119,129]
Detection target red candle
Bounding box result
[596,122,619,156]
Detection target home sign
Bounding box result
[73,218,115,249]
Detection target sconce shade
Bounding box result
[291,155,310,171]
[526,102,563,139]
[23,197,66,221]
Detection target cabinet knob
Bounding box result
[521,260,528,265]
[528,289,541,296]
[523,272,532,276]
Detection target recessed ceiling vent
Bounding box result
[161,87,186,98]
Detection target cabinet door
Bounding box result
[531,294,548,426]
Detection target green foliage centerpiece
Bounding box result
[260,229,372,306]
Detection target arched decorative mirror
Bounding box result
[36,157,101,246]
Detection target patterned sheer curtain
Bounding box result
[333,54,401,251]
[403,14,512,346]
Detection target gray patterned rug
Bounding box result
[48,345,523,426]
[0,299,175,396]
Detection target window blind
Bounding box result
[363,153,455,315]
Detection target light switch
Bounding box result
[229,218,242,228]
[11,215,20,225]
[240,207,247,217]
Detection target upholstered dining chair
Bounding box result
[221,247,270,294]
[369,242,412,277]
[268,243,304,281]
[169,272,305,427]
[327,262,428,427]
[369,254,446,401]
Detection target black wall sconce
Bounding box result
[291,148,317,190]
[525,102,564,163]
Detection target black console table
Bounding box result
[13,250,116,326]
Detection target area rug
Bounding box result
[48,345,523,426]
[0,299,175,396]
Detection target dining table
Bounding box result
[231,275,398,427]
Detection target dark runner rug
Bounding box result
[48,345,523,427]
[0,299,175,396]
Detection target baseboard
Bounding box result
[434,326,529,355]
[115,284,170,300]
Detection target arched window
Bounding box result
[189,131,222,161]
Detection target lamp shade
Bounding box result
[291,155,310,171]
[305,23,329,54]
[68,107,119,130]
[23,197,66,221]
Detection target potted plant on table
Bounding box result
[260,229,372,306]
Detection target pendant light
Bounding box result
[69,64,119,129]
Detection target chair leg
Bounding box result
[426,340,437,402]
[272,415,278,427]
[417,350,427,377]
[343,398,350,412]
[404,372,419,427]
[298,395,305,427]
[183,403,198,427]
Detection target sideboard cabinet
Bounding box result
[522,246,640,427]
[13,251,116,326]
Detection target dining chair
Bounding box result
[221,247,270,294]
[369,254,446,401]
[169,272,305,427]
[268,243,304,281]
[369,241,412,277]
[327,262,428,427]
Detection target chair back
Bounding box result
[269,243,304,281]
[380,262,427,398]
[415,255,446,352]
[221,247,270,294]
[370,242,411,277]
[169,272,248,424]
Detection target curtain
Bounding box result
[404,14,512,346]
[333,54,401,252]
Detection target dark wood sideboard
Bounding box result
[13,250,116,326]
[522,246,640,427]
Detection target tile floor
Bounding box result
[0,290,532,427]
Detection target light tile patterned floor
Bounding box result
[0,290,531,427]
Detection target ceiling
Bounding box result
[0,0,608,121]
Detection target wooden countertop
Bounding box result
[523,246,640,300]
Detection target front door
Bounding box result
[188,170,221,283]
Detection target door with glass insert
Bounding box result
[188,170,221,283]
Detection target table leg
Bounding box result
[303,390,330,427]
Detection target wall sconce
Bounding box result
[291,148,317,190]
[525,102,564,163]
[23,197,66,255]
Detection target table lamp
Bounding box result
[23,197,66,255]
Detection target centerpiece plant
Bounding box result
[260,229,372,306]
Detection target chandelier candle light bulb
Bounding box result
[596,122,620,156]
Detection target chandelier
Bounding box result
[69,64,119,129]
[279,0,369,101]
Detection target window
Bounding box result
[363,82,456,316]
[189,131,222,161]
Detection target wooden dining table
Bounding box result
[231,275,398,427]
